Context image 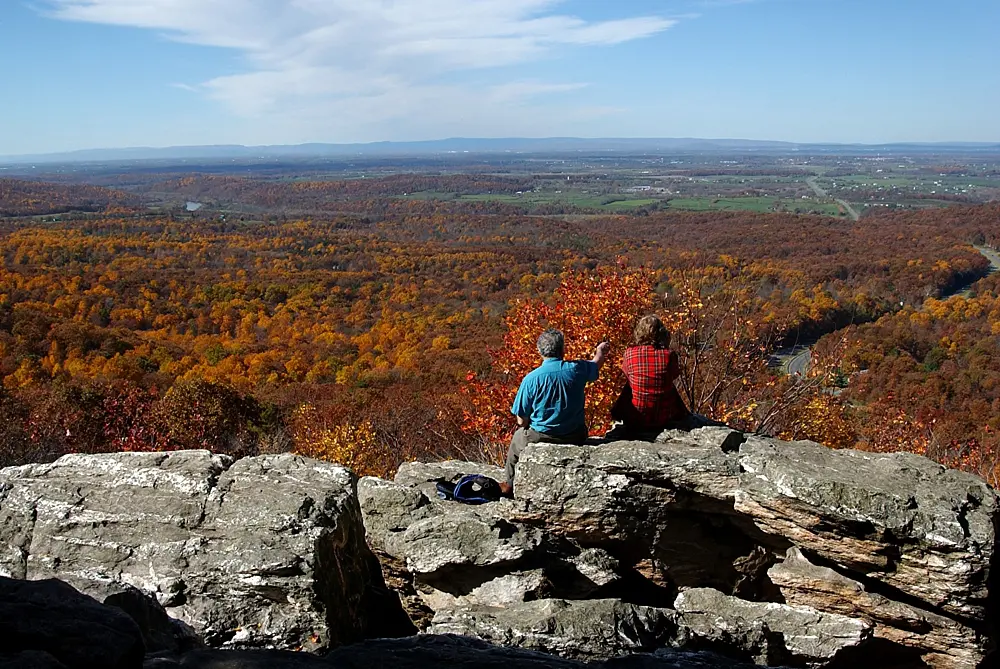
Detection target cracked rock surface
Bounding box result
[0,451,398,651]
[3,427,997,669]
[361,429,998,668]
[736,437,996,624]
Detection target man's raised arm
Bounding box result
[592,341,611,368]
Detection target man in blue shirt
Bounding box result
[501,329,610,495]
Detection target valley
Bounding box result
[0,150,999,487]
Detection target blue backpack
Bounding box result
[436,474,502,505]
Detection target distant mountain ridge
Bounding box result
[3,137,999,164]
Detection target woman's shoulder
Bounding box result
[625,344,669,353]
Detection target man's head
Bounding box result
[634,315,670,348]
[537,329,565,359]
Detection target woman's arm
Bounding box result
[667,350,680,381]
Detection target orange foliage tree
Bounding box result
[290,404,394,478]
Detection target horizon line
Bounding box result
[3,136,999,165]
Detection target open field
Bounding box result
[3,148,997,219]
[397,191,847,216]
[398,191,665,211]
[665,196,845,216]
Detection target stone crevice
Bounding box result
[796,547,984,632]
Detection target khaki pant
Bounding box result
[504,425,589,485]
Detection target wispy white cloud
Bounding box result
[40,0,677,141]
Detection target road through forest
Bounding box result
[806,177,860,221]
[773,245,1000,377]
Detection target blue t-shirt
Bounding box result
[511,358,599,436]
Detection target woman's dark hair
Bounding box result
[633,315,670,348]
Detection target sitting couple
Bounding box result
[502,315,707,495]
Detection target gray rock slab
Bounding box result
[427,598,684,661]
[736,437,998,622]
[0,451,386,651]
[512,441,742,543]
[388,509,547,577]
[509,441,776,595]
[359,474,619,604]
[675,588,871,667]
[768,547,986,669]
[366,435,1000,665]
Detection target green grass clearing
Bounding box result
[665,197,844,216]
[397,191,845,216]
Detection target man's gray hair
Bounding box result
[537,329,565,359]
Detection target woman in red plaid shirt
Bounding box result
[617,315,690,436]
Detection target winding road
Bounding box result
[786,347,812,377]
[806,177,860,221]
[974,244,1000,273]
[774,245,1000,377]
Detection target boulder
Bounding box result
[654,426,747,453]
[736,437,996,623]
[358,467,631,625]
[361,434,999,666]
[674,588,871,667]
[326,635,765,669]
[0,576,145,669]
[511,439,743,537]
[768,547,986,669]
[0,451,406,651]
[387,509,547,577]
[427,599,684,661]
[509,440,781,595]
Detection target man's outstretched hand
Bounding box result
[593,341,611,367]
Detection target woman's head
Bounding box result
[634,315,670,347]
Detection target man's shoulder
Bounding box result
[525,360,594,380]
[565,359,598,378]
[521,363,552,384]
[520,365,540,379]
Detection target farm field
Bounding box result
[398,190,664,211]
[5,149,998,219]
[664,196,845,216]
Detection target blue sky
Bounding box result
[2,0,998,154]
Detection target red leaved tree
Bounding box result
[462,262,656,461]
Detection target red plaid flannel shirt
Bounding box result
[620,345,687,429]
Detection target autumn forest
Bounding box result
[2,161,1000,485]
